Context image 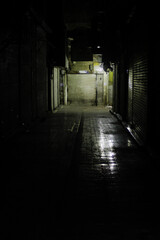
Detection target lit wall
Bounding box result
[70,61,93,73]
[67,74,96,105]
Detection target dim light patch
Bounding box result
[79,71,88,73]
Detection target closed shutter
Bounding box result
[128,67,133,123]
[133,54,148,142]
[68,74,96,105]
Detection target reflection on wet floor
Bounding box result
[66,107,156,239]
[2,105,157,240]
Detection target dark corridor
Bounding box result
[1,105,158,239]
[1,1,160,239]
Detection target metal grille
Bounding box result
[133,55,148,142]
[128,67,133,123]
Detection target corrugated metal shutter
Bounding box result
[68,74,96,105]
[133,54,148,142]
[128,67,133,123]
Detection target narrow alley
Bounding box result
[1,105,157,239]
[1,2,160,239]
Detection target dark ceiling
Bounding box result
[1,1,151,64]
[63,0,139,61]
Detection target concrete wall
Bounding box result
[51,66,68,110]
[67,73,108,106]
[51,75,54,112]
[68,74,96,105]
[0,12,49,139]
[60,71,67,106]
[53,67,58,109]
[108,71,113,106]
[64,74,68,105]
[50,67,67,111]
[70,61,93,73]
[96,73,104,105]
[36,27,48,119]
[20,24,48,123]
[0,41,19,138]
[103,72,109,105]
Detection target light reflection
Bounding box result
[109,163,117,172]
[108,160,115,164]
[98,123,117,156]
[107,151,116,157]
[98,123,119,175]
[98,132,106,156]
[127,139,132,147]
[108,141,114,148]
[101,163,109,168]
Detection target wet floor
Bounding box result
[1,105,158,239]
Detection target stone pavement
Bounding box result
[1,105,158,239]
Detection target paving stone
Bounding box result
[1,105,158,239]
